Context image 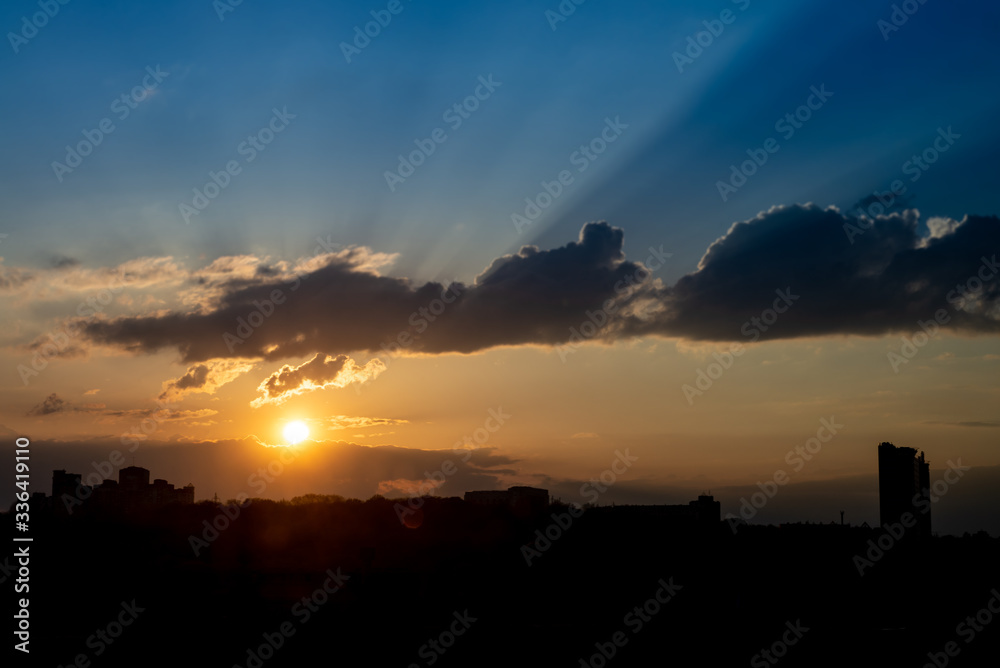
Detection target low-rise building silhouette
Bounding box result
[50,465,194,513]
[465,486,549,514]
[589,494,722,529]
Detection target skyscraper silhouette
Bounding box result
[877,442,931,538]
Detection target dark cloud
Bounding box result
[170,364,209,391]
[158,360,254,402]
[631,206,1000,341]
[25,393,215,422]
[0,264,34,291]
[80,222,647,362]
[51,255,80,269]
[27,393,67,415]
[24,336,89,360]
[77,207,1000,363]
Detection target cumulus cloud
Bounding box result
[61,206,1000,363]
[79,222,648,361]
[251,354,386,407]
[159,359,255,402]
[629,206,1000,341]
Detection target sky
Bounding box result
[1,0,998,534]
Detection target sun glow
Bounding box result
[283,420,310,444]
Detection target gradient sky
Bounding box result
[2,0,998,533]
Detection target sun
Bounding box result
[283,420,310,445]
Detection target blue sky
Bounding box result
[3,0,997,285]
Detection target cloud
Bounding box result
[627,205,1000,341]
[27,393,67,415]
[29,256,184,299]
[159,359,255,402]
[326,415,409,430]
[83,388,101,396]
[51,255,80,269]
[251,354,386,407]
[78,222,649,361]
[25,392,216,422]
[24,336,90,360]
[65,206,1000,363]
[0,260,34,291]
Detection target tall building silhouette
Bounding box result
[877,442,931,538]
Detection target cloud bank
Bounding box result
[54,205,1000,364]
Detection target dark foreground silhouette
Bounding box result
[4,496,998,667]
